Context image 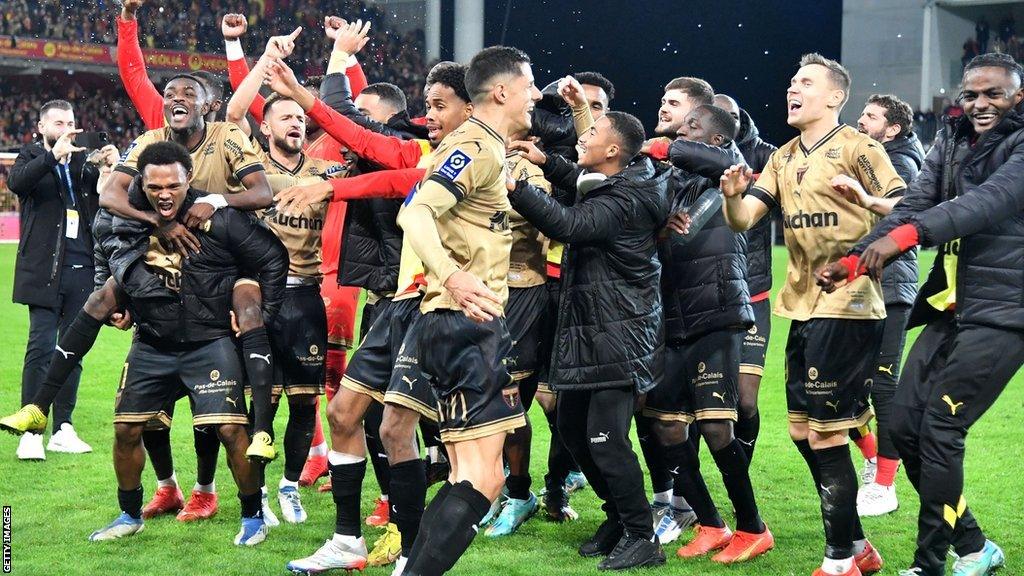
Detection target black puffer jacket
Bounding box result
[735,108,777,296]
[105,189,288,344]
[509,155,671,393]
[661,140,754,343]
[853,103,1024,331]
[530,79,579,160]
[322,72,430,293]
[880,133,925,306]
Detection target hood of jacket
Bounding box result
[736,108,761,150]
[884,132,926,171]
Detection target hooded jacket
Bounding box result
[735,108,777,296]
[509,155,671,393]
[879,133,926,306]
[853,102,1024,331]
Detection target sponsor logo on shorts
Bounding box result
[825,400,840,412]
[590,431,610,444]
[807,367,819,381]
[402,375,417,390]
[502,387,520,409]
[712,391,727,403]
[878,364,893,376]
[748,325,758,335]
[697,362,706,373]
[225,396,237,408]
[210,369,221,381]
[309,345,319,356]
[941,395,964,416]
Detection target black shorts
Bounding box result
[740,298,772,376]
[536,278,562,390]
[384,313,440,422]
[341,297,421,400]
[417,310,526,443]
[785,318,883,432]
[268,285,327,397]
[115,336,249,427]
[506,284,548,383]
[643,328,742,423]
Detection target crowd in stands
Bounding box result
[963,16,1022,70]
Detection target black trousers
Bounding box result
[891,313,1024,575]
[557,386,654,539]
[872,303,912,459]
[20,265,92,433]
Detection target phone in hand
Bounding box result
[76,131,109,150]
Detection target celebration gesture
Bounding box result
[51,129,85,163]
[509,139,547,166]
[264,26,302,60]
[719,164,753,198]
[557,75,587,108]
[333,19,372,55]
[221,13,248,39]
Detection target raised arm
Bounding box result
[274,167,425,214]
[721,164,771,232]
[508,180,628,243]
[117,0,165,130]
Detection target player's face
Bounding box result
[424,83,472,146]
[713,95,741,122]
[656,89,693,136]
[857,103,893,142]
[262,99,306,155]
[355,93,397,124]
[582,84,609,120]
[505,62,541,134]
[37,107,75,147]
[677,109,716,145]
[787,64,841,129]
[142,163,191,222]
[163,78,209,133]
[960,66,1024,135]
[576,115,616,169]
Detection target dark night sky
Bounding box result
[483,0,842,146]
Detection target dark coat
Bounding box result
[509,155,670,393]
[854,103,1024,331]
[880,133,926,306]
[735,108,777,296]
[9,144,99,306]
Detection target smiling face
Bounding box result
[786,64,843,129]
[656,89,696,136]
[576,115,619,170]
[424,83,473,146]
[960,65,1024,134]
[676,108,717,145]
[142,162,191,222]
[162,77,209,133]
[261,98,306,155]
[503,62,542,135]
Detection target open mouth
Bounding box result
[788,99,803,113]
[658,113,672,125]
[156,198,175,217]
[972,112,998,125]
[286,129,303,139]
[426,124,441,140]
[171,105,189,121]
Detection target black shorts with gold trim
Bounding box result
[644,328,742,423]
[384,313,440,422]
[269,284,327,397]
[740,298,772,376]
[340,296,420,403]
[505,284,548,383]
[115,336,249,428]
[785,318,883,432]
[418,310,525,443]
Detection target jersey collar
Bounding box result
[468,117,505,146]
[798,124,845,157]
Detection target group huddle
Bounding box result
[3,4,1024,576]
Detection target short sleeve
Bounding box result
[425,141,498,202]
[746,150,780,209]
[113,130,159,177]
[852,139,906,198]
[224,124,265,181]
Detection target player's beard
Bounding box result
[273,135,303,155]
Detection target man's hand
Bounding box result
[860,236,901,280]
[230,311,242,337]
[333,19,371,55]
[264,26,302,60]
[98,144,120,167]
[121,0,143,20]
[324,16,345,40]
[184,203,215,228]
[814,261,850,294]
[51,129,86,164]
[831,174,874,210]
[509,139,547,166]
[275,180,332,215]
[641,137,670,157]
[154,220,201,257]
[666,211,692,236]
[719,164,753,198]
[109,310,133,331]
[221,13,248,39]
[264,59,302,98]
[444,271,503,323]
[557,75,587,108]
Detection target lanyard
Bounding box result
[57,163,77,207]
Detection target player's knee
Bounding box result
[788,421,808,442]
[380,415,413,453]
[216,423,247,447]
[114,423,142,446]
[737,395,759,419]
[650,419,687,446]
[535,392,555,413]
[699,420,733,452]
[327,398,358,437]
[234,303,263,333]
[807,428,846,450]
[288,394,318,408]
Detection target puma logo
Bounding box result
[878,364,894,376]
[669,466,680,475]
[942,395,964,415]
[402,375,417,389]
[471,524,480,533]
[225,397,237,407]
[819,484,832,495]
[392,505,398,515]
[249,353,271,365]
[55,345,75,359]
[825,400,840,412]
[712,391,727,403]
[590,431,610,444]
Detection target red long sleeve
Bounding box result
[346,62,368,97]
[888,224,920,251]
[308,99,427,170]
[227,57,266,124]
[117,17,165,130]
[331,168,425,202]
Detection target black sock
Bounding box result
[816,444,859,559]
[194,426,220,486]
[33,312,103,413]
[389,458,427,558]
[710,439,764,534]
[794,438,823,489]
[407,481,453,566]
[735,411,760,461]
[239,490,262,519]
[505,474,531,500]
[142,429,175,482]
[636,416,673,494]
[409,481,491,576]
[663,440,724,528]
[330,458,366,537]
[240,328,274,434]
[364,401,391,495]
[118,486,144,519]
[284,403,316,482]
[420,419,443,449]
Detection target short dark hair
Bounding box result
[39,99,73,121]
[697,104,739,141]
[465,46,531,102]
[963,52,1024,86]
[362,82,408,113]
[262,93,300,118]
[574,71,615,101]
[663,77,714,106]
[191,71,225,102]
[866,94,914,137]
[799,53,851,107]
[165,74,208,99]
[604,111,645,165]
[425,61,471,103]
[137,140,193,176]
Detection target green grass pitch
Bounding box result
[1,245,1021,576]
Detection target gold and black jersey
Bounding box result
[392,151,437,302]
[415,117,512,314]
[145,236,183,292]
[115,122,265,195]
[505,152,550,289]
[260,149,348,279]
[748,124,905,321]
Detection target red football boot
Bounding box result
[365,497,389,527]
[855,540,884,575]
[176,490,218,522]
[142,485,184,519]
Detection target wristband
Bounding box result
[327,50,351,74]
[838,254,862,281]
[225,39,245,61]
[887,223,920,251]
[195,194,228,211]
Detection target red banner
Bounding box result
[0,37,227,73]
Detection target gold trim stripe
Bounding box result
[439,414,526,443]
[340,376,386,403]
[384,392,440,422]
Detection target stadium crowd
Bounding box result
[2,3,1023,576]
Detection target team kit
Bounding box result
[3,8,1024,576]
